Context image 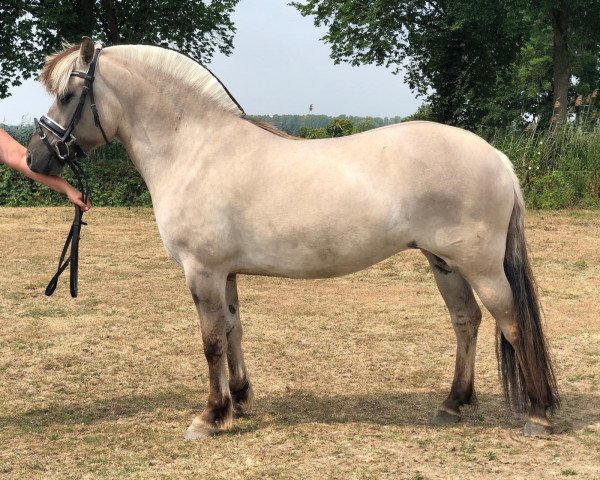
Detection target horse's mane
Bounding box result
[242,117,300,140]
[39,42,299,139]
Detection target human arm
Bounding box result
[0,127,90,211]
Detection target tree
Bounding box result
[541,0,600,124]
[293,0,600,128]
[325,117,354,136]
[292,0,530,128]
[0,0,240,98]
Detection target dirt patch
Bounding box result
[0,208,599,479]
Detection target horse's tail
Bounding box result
[496,149,560,413]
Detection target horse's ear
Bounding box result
[79,37,95,64]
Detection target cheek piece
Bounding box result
[34,46,109,298]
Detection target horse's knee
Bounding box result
[203,333,226,361]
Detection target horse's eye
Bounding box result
[60,93,74,105]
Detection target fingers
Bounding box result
[66,186,91,211]
[73,197,90,211]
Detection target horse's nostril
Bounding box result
[26,151,33,168]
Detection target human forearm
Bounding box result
[11,154,90,210]
[0,128,90,210]
[9,152,69,194]
[1,130,66,193]
[0,127,27,170]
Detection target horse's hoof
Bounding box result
[432,409,461,425]
[523,420,553,437]
[183,418,217,441]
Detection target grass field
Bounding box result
[0,208,599,479]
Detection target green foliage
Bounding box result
[1,118,598,209]
[401,104,435,122]
[252,114,404,136]
[326,117,354,137]
[292,0,530,127]
[0,0,239,98]
[298,116,386,138]
[292,0,600,129]
[299,126,328,139]
[0,123,150,207]
[489,120,600,208]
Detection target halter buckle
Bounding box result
[55,141,70,161]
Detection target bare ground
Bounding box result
[0,208,598,479]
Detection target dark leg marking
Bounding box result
[407,240,418,249]
[421,250,481,426]
[201,395,233,428]
[228,304,236,315]
[231,379,252,406]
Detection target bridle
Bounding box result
[35,47,109,166]
[33,46,109,298]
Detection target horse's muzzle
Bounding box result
[26,148,64,176]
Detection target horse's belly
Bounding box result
[235,227,411,279]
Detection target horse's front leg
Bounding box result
[226,274,254,416]
[183,267,233,440]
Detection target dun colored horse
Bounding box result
[27,39,559,439]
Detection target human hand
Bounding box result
[65,186,92,211]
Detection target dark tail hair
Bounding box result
[498,196,560,413]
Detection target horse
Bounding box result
[27,38,559,439]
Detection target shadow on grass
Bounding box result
[2,388,598,435]
[0,388,196,432]
[261,390,600,433]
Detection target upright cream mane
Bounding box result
[40,43,300,138]
[112,45,244,116]
[41,44,244,117]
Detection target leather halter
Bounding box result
[34,47,109,298]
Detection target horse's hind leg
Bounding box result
[225,274,253,416]
[466,268,555,436]
[423,251,482,424]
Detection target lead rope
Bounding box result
[45,160,90,298]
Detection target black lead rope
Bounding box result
[45,160,89,298]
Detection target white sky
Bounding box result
[0,0,421,125]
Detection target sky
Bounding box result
[0,0,421,125]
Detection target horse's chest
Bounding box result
[154,206,233,267]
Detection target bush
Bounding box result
[2,119,598,209]
[489,120,600,208]
[0,123,150,207]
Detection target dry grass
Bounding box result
[0,208,599,479]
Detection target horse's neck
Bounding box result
[114,83,242,196]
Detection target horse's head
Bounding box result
[27,38,117,175]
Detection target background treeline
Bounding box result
[2,113,598,209]
[252,114,405,136]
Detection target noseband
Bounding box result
[34,46,109,298]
